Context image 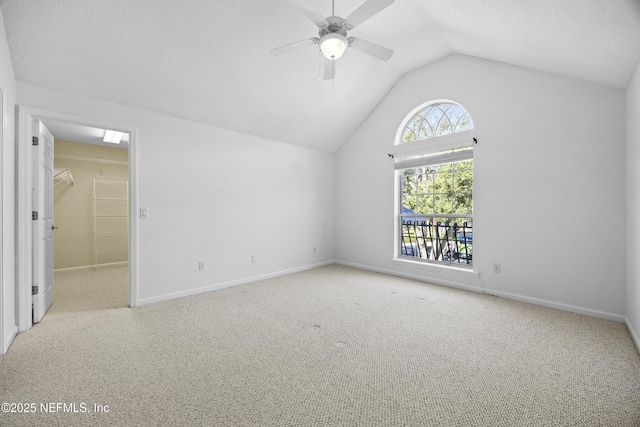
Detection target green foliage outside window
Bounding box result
[402,160,473,218]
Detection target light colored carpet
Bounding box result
[1,264,639,426]
[50,266,129,313]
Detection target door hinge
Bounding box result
[32,286,38,295]
[32,136,39,146]
[32,211,38,220]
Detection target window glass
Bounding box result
[400,102,473,144]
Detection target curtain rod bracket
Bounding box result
[388,153,394,158]
[473,138,478,144]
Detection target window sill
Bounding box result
[389,258,480,278]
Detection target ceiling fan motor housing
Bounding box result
[319,16,350,38]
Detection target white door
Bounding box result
[32,119,54,323]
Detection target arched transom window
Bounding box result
[400,102,473,144]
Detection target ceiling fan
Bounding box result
[270,0,395,80]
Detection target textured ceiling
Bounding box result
[2,0,639,152]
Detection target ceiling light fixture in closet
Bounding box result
[103,130,125,144]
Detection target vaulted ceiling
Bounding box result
[2,0,639,152]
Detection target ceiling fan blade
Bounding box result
[319,53,335,80]
[270,38,319,56]
[344,0,394,29]
[349,37,394,61]
[288,0,329,28]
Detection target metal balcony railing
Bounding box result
[400,215,472,266]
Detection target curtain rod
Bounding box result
[388,137,478,159]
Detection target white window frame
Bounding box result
[391,100,476,271]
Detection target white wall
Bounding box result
[0,4,17,354]
[626,61,640,348]
[335,55,626,321]
[17,83,335,305]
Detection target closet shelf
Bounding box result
[93,180,129,266]
[97,248,128,254]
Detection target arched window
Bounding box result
[394,101,474,268]
[399,101,473,144]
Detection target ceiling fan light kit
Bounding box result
[320,32,348,59]
[271,0,395,80]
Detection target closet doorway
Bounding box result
[46,120,130,314]
[16,106,138,332]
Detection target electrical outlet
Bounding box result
[493,263,501,273]
[140,208,148,219]
[199,262,205,271]
[251,255,257,263]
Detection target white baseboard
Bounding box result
[137,260,336,307]
[336,260,626,323]
[54,261,128,273]
[626,317,640,355]
[484,288,625,323]
[336,260,486,295]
